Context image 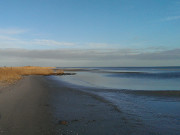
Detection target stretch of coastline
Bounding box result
[1,66,180,135]
[0,75,145,135]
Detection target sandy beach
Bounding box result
[0,76,55,135]
[0,75,145,135]
[1,73,180,135]
[46,77,144,135]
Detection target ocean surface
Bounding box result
[53,67,180,134]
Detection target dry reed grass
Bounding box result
[0,66,64,84]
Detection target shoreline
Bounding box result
[1,75,179,134]
[0,75,144,135]
[45,76,147,135]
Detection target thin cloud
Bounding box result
[163,16,180,21]
[0,35,18,41]
[32,39,76,46]
[0,28,28,35]
[0,35,125,49]
[86,43,109,48]
[0,48,180,60]
[0,48,180,67]
[0,36,76,48]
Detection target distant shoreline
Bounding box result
[0,66,64,85]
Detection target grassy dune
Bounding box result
[0,66,64,84]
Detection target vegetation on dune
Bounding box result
[0,66,64,84]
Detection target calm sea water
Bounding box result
[58,66,180,90]
[53,67,180,134]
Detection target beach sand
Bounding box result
[0,76,146,135]
[0,76,54,135]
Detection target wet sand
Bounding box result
[0,76,147,135]
[0,76,54,135]
[46,77,147,135]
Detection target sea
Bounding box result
[53,67,180,134]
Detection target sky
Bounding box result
[0,0,180,67]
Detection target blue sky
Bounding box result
[0,0,180,66]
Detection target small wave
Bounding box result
[107,72,180,79]
[122,90,180,98]
[87,88,180,98]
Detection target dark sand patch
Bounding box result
[0,76,55,135]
